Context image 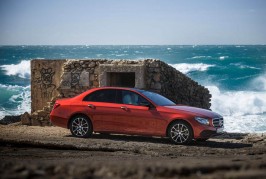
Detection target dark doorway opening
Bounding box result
[107,72,135,87]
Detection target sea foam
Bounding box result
[170,63,215,74]
[0,60,31,79]
[250,73,266,91]
[0,84,30,119]
[207,85,266,133]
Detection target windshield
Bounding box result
[139,90,176,106]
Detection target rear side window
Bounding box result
[83,89,116,103]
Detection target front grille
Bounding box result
[212,117,224,128]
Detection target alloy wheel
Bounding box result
[71,117,90,137]
[170,123,191,144]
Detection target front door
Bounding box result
[115,90,166,135]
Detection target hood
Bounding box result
[164,105,221,118]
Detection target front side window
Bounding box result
[139,90,176,106]
[83,89,116,103]
[117,90,150,106]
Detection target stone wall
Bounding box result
[27,59,211,126]
[145,60,211,109]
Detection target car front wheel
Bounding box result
[70,115,92,138]
[168,121,193,144]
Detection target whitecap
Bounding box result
[240,65,260,70]
[170,63,215,74]
[116,54,127,57]
[191,56,211,59]
[230,63,261,70]
[219,56,228,60]
[0,60,31,78]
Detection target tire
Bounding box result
[168,121,193,144]
[70,115,92,138]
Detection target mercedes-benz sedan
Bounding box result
[50,87,224,144]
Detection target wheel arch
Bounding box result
[67,113,93,130]
[166,118,194,138]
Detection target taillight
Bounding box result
[53,103,60,110]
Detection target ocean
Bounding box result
[0,45,266,133]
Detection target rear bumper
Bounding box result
[50,115,68,128]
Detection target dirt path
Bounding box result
[0,124,266,178]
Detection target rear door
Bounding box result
[83,89,123,132]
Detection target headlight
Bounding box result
[195,117,209,125]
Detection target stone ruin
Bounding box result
[21,59,211,126]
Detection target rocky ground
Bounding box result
[0,123,266,179]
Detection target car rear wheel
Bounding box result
[168,121,193,144]
[70,115,92,138]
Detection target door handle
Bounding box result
[88,104,95,109]
[120,106,128,110]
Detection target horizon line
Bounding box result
[0,44,266,46]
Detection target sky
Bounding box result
[0,0,266,45]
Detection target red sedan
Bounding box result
[50,87,224,144]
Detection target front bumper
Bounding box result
[198,127,224,138]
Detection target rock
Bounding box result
[153,82,162,90]
[37,110,48,117]
[21,112,31,125]
[149,61,160,68]
[88,62,96,68]
[153,73,160,82]
[93,81,99,86]
[31,119,42,126]
[0,115,21,125]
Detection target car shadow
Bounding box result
[212,132,249,140]
[189,140,252,149]
[92,134,172,144]
[65,134,172,144]
[65,133,253,149]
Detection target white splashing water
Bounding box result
[251,73,266,91]
[207,85,266,133]
[0,84,31,119]
[0,60,31,78]
[170,63,215,74]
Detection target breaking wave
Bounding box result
[0,84,30,119]
[207,85,266,133]
[0,60,31,79]
[170,63,215,74]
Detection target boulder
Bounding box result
[21,112,31,125]
[0,115,21,125]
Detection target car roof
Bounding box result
[94,86,145,92]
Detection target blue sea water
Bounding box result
[0,45,266,133]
